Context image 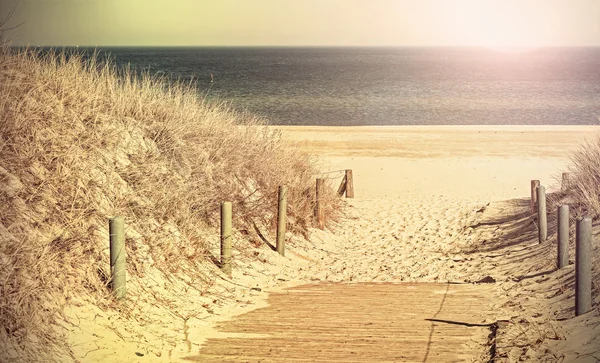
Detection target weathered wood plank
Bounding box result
[186,283,494,362]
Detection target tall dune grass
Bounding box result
[566,135,600,218]
[0,47,338,361]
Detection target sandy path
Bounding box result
[278,126,598,286]
[297,196,483,284]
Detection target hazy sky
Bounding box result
[2,0,600,46]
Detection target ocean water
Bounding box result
[82,47,600,126]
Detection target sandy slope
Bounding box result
[62,126,600,362]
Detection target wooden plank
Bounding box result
[186,283,494,362]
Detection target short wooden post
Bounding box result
[557,205,569,269]
[537,185,547,243]
[109,216,126,299]
[276,186,287,256]
[530,180,540,213]
[315,178,325,229]
[561,172,569,192]
[220,202,232,276]
[575,217,592,316]
[345,169,354,198]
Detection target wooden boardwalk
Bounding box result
[186,283,496,362]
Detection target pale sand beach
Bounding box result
[280,125,598,200]
[63,125,600,362]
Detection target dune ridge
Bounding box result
[0,48,338,362]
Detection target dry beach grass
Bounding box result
[0,47,339,361]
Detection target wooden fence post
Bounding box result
[576,217,592,316]
[345,169,354,198]
[276,186,287,256]
[109,216,126,299]
[337,174,347,197]
[557,205,569,269]
[530,180,540,213]
[561,173,570,192]
[537,185,547,243]
[221,202,233,276]
[316,178,325,229]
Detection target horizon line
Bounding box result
[10,44,600,49]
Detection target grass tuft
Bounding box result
[565,135,600,218]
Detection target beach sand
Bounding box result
[62,125,600,362]
[280,125,595,200]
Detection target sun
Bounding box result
[472,17,541,49]
[439,0,551,48]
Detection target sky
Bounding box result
[1,0,600,47]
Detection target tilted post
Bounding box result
[221,202,233,276]
[109,216,126,299]
[337,174,347,197]
[557,205,569,269]
[345,169,354,198]
[276,186,287,256]
[537,185,547,243]
[575,217,592,316]
[316,178,325,229]
[530,180,540,213]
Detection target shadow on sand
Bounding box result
[464,197,558,255]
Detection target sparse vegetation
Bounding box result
[0,46,339,361]
[564,135,600,218]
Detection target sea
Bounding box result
[76,47,600,126]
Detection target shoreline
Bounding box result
[276,125,600,157]
[276,124,600,130]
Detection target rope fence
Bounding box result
[107,169,354,298]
